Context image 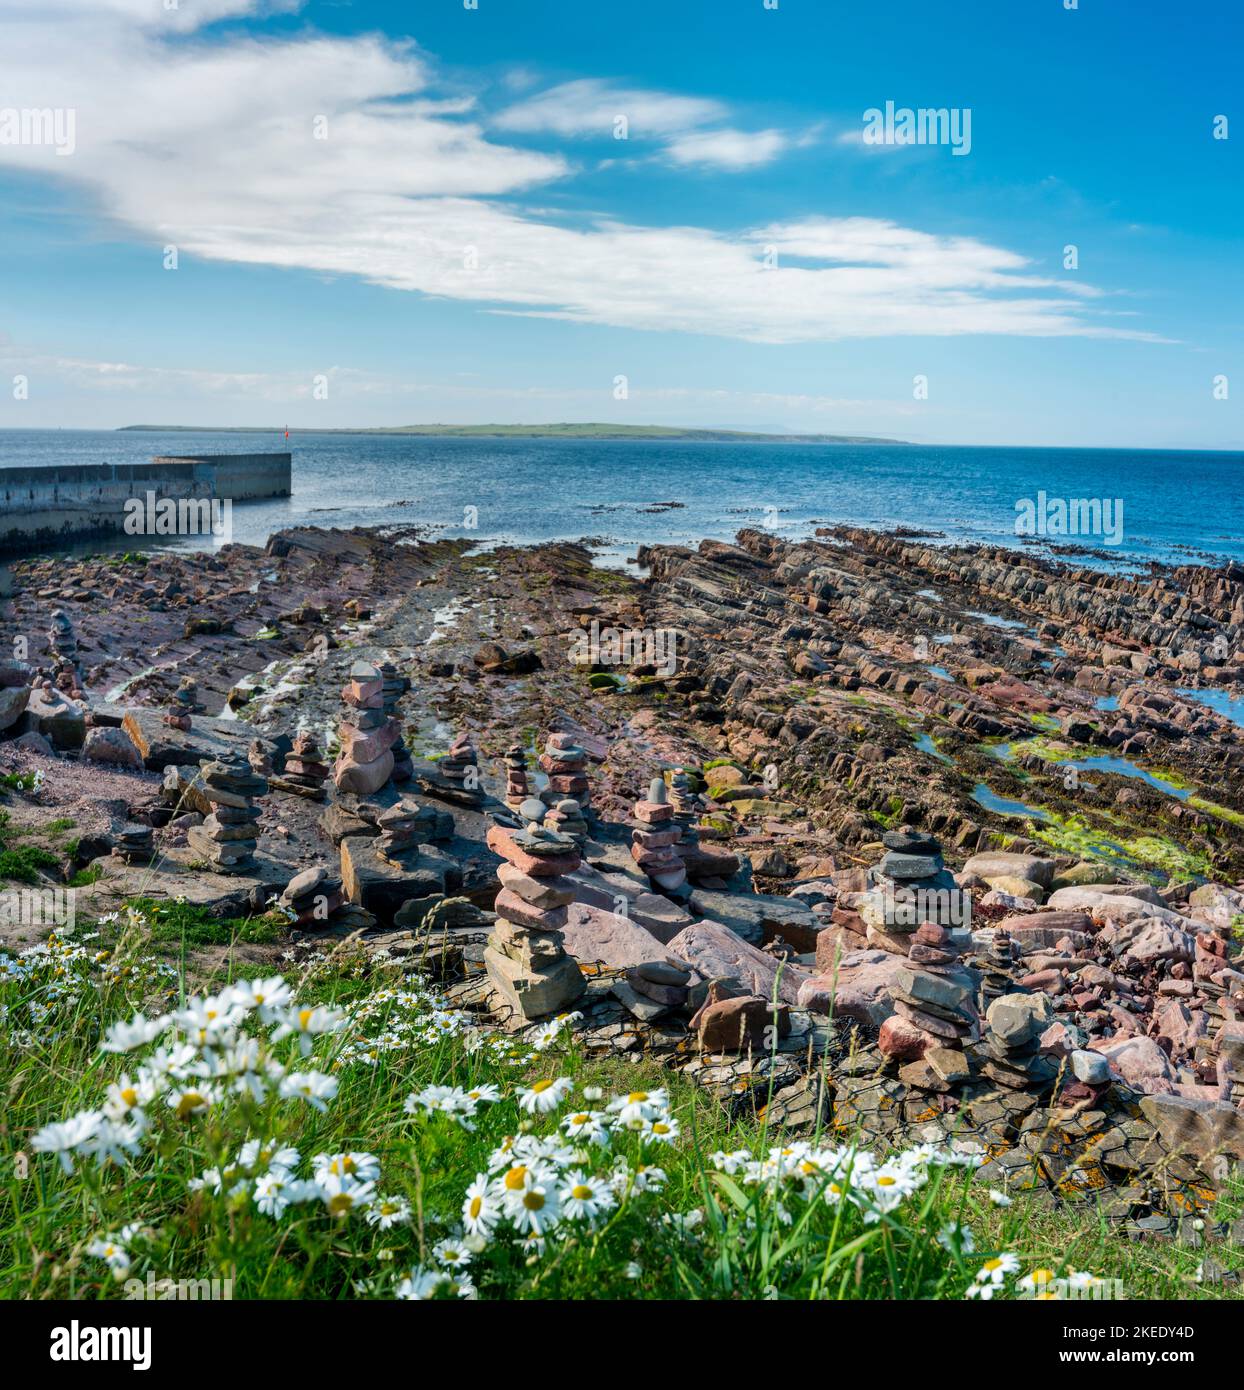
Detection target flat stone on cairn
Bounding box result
[273,727,331,800]
[186,756,266,875]
[631,775,687,892]
[484,823,586,1020]
[333,660,397,795]
[502,743,531,810]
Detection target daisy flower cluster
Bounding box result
[431,1081,678,1275]
[709,1140,984,1225]
[966,1257,1112,1300]
[29,976,348,1175]
[0,930,175,1046]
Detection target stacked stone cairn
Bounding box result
[981,993,1059,1092]
[668,767,702,859]
[48,609,81,690]
[1216,1022,1244,1107]
[870,830,980,1060]
[379,660,413,783]
[630,776,687,892]
[502,743,531,811]
[545,797,589,844]
[112,821,154,864]
[278,727,331,800]
[248,738,273,778]
[375,797,438,862]
[278,865,346,928]
[164,679,199,732]
[333,660,398,795]
[978,928,1016,1011]
[539,731,591,809]
[439,731,478,792]
[484,822,586,1020]
[187,756,266,874]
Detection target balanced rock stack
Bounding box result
[668,767,702,853]
[980,993,1059,1091]
[439,732,478,792]
[862,829,964,955]
[333,660,398,796]
[187,756,266,875]
[545,797,588,844]
[163,682,194,731]
[484,823,586,1020]
[277,727,331,800]
[540,732,591,808]
[869,831,981,1057]
[48,610,80,684]
[248,738,274,778]
[616,958,692,1021]
[111,821,154,864]
[978,929,1016,1010]
[378,660,414,783]
[630,777,687,892]
[502,743,531,810]
[278,865,346,928]
[375,798,438,861]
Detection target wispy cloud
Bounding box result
[0,0,1162,345]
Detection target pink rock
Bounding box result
[339,721,399,765]
[666,919,809,1007]
[1093,1034,1177,1095]
[796,949,906,1026]
[333,749,394,795]
[82,725,143,769]
[561,902,669,971]
[878,1014,933,1060]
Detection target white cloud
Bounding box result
[494,77,726,139]
[663,128,789,170]
[0,1,1160,345]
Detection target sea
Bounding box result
[3,429,1243,572]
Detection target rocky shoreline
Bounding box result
[3,521,1244,1248]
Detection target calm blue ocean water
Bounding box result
[2,429,1242,569]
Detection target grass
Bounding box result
[0,845,61,884]
[124,897,285,949]
[1,903,1236,1301]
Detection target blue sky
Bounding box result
[0,0,1239,446]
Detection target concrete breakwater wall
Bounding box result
[0,453,291,554]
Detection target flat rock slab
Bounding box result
[564,862,694,942]
[666,919,810,1007]
[994,911,1093,950]
[123,707,255,770]
[796,949,907,1026]
[561,901,670,972]
[340,835,462,924]
[82,845,293,917]
[688,887,820,950]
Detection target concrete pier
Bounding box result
[0,453,291,554]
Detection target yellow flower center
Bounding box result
[571,1113,589,1125]
[1030,1268,1056,1284]
[652,1122,670,1135]
[523,1191,545,1211]
[120,1087,137,1107]
[468,1196,483,1219]
[327,1193,353,1215]
[983,1258,1004,1272]
[627,1091,648,1104]
[532,1080,555,1093]
[176,1092,205,1118]
[571,1184,593,1201]
[877,1175,896,1187]
[299,1008,314,1029]
[503,1166,529,1191]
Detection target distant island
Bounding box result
[118,422,904,444]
